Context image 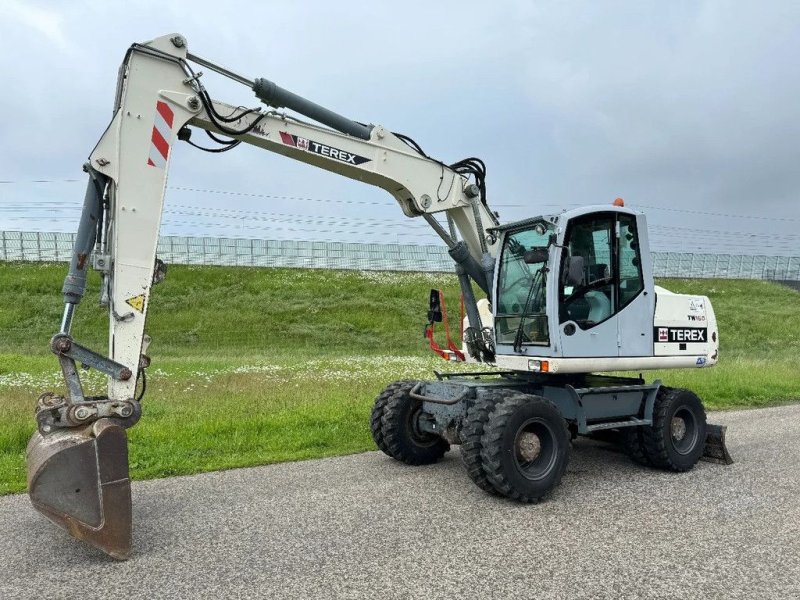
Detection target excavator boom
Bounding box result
[26,33,500,559]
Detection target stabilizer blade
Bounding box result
[27,419,132,560]
[701,423,734,465]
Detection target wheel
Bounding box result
[371,380,416,456]
[642,387,707,472]
[480,393,571,502]
[620,427,652,466]
[460,388,514,495]
[380,381,449,465]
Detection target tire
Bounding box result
[642,387,707,472]
[480,393,571,503]
[371,380,416,457]
[460,388,515,495]
[381,382,449,465]
[620,427,652,466]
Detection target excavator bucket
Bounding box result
[702,423,734,465]
[26,419,132,560]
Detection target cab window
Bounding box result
[559,212,645,329]
[559,214,616,329]
[495,223,553,345]
[618,214,644,308]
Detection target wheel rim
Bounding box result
[513,418,558,481]
[408,404,438,447]
[670,405,699,455]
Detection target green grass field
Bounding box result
[1,262,798,494]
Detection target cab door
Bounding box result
[557,210,653,358]
[557,213,620,357]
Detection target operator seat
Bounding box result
[584,290,612,323]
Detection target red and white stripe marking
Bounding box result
[147,101,174,168]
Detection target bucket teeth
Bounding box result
[26,418,132,560]
[702,423,734,465]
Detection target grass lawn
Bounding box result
[1,263,798,494]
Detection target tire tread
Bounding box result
[480,393,570,503]
[641,387,706,472]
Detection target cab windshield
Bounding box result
[495,222,553,346]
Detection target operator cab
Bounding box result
[491,205,655,359]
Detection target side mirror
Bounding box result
[523,247,549,264]
[427,289,443,323]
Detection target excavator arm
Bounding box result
[27,33,500,559]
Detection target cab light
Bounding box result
[613,197,625,207]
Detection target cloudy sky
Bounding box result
[0,0,798,255]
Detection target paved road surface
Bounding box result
[2,404,799,599]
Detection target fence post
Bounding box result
[1,230,5,261]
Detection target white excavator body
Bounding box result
[25,34,731,560]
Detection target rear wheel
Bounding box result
[480,393,570,503]
[621,427,652,466]
[380,382,449,465]
[642,388,707,472]
[371,380,415,456]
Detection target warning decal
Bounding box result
[147,100,174,169]
[126,294,146,313]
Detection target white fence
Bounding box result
[1,230,799,280]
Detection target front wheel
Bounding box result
[480,393,570,503]
[642,388,707,472]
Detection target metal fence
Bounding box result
[1,230,799,280]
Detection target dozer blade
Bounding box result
[26,418,132,560]
[702,423,734,465]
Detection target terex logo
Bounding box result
[654,327,708,343]
[279,132,370,166]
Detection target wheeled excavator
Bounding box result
[26,34,732,560]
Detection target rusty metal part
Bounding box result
[517,431,542,462]
[27,418,132,560]
[35,393,141,434]
[50,334,133,381]
[671,416,687,442]
[701,423,734,465]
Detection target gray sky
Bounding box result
[0,0,798,255]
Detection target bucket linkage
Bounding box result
[26,333,142,560]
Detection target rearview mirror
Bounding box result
[523,247,549,264]
[427,289,443,323]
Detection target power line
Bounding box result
[629,202,799,224]
[0,179,530,209]
[2,178,799,222]
[3,204,798,241]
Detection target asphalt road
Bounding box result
[2,404,799,600]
